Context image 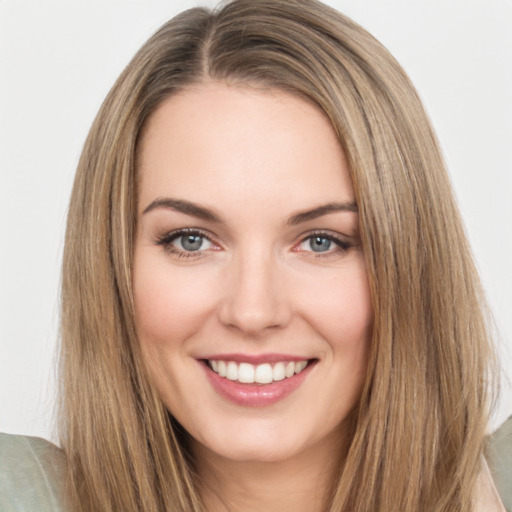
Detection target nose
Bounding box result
[218,250,291,335]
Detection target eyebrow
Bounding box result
[142,197,222,222]
[142,197,358,224]
[286,201,358,225]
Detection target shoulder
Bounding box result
[488,416,512,512]
[0,433,66,512]
[474,457,507,512]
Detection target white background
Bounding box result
[1,0,511,444]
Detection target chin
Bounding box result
[187,413,341,466]
[198,434,305,464]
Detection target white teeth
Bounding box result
[226,361,238,380]
[255,363,273,384]
[285,362,295,378]
[294,361,307,374]
[238,362,255,383]
[273,362,285,381]
[208,359,310,384]
[217,360,227,377]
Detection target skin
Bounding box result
[133,82,373,511]
[475,461,507,512]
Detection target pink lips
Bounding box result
[200,354,316,407]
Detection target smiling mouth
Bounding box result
[206,359,315,385]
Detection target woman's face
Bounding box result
[133,83,372,464]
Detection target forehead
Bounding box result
[136,82,354,213]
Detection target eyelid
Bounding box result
[154,227,356,259]
[155,227,213,243]
[293,230,353,254]
[155,227,221,257]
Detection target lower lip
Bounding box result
[202,361,315,407]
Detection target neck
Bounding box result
[192,432,347,512]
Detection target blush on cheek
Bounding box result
[134,271,217,348]
[136,298,192,348]
[312,288,372,345]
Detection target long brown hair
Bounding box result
[60,1,496,510]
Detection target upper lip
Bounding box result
[200,353,314,364]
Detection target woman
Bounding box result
[0,0,506,511]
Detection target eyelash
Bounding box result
[154,229,353,259]
[155,228,218,259]
[296,230,353,257]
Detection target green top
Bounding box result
[1,417,511,511]
[489,416,512,512]
[0,433,65,512]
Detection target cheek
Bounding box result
[304,261,373,350]
[133,256,217,345]
[310,262,372,415]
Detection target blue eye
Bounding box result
[156,229,214,256]
[179,234,207,252]
[296,232,351,255]
[309,236,332,252]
